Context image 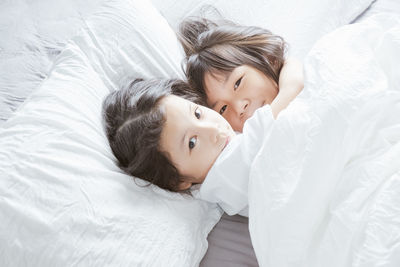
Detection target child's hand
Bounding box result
[270,57,304,118]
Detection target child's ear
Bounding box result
[178,181,192,191]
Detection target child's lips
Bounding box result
[223,136,230,150]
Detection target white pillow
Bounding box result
[151,0,374,59]
[0,0,221,266]
[72,0,186,91]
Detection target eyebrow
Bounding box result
[209,71,233,109]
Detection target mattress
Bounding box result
[200,214,258,267]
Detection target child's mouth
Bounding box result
[223,136,230,150]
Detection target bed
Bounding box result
[1,0,399,266]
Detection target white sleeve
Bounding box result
[194,105,275,216]
[195,135,249,215]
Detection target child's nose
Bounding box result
[232,99,249,118]
[200,123,222,143]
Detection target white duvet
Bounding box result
[249,15,400,267]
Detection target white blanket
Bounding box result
[248,15,400,267]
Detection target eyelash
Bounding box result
[194,107,201,119]
[189,136,197,150]
[219,77,242,115]
[189,107,201,150]
[219,105,227,115]
[234,77,242,90]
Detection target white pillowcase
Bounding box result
[151,0,374,59]
[0,0,221,266]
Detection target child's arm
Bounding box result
[270,57,304,118]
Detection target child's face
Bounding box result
[204,65,278,132]
[159,95,236,191]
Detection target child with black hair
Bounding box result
[102,78,291,215]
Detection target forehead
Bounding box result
[204,70,228,88]
[159,96,186,147]
[161,95,189,124]
[159,95,192,170]
[204,71,230,104]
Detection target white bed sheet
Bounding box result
[1,0,376,128]
[1,0,398,266]
[0,0,105,126]
[354,0,400,23]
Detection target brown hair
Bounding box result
[102,78,203,192]
[178,17,287,104]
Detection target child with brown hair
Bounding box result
[178,17,303,132]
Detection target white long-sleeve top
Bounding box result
[194,105,275,216]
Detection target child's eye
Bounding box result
[219,105,227,115]
[194,107,201,119]
[234,77,242,90]
[189,136,197,150]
